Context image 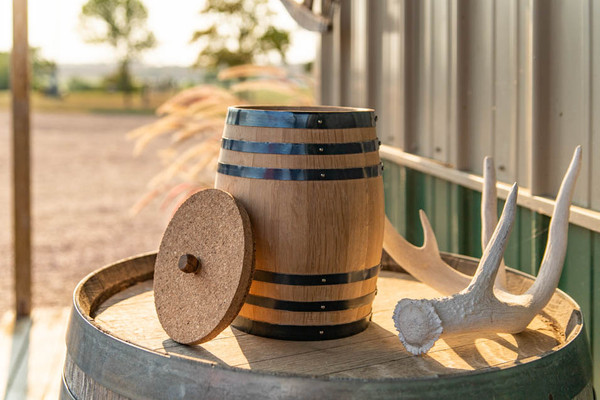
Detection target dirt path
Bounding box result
[0,111,172,316]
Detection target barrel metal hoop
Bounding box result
[245,291,376,312]
[231,315,372,341]
[217,163,383,181]
[221,138,380,155]
[253,264,380,286]
[226,107,376,129]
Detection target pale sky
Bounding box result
[0,0,318,66]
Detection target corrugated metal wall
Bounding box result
[316,0,599,390]
[319,0,599,208]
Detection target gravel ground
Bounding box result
[0,111,171,316]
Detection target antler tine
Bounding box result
[526,146,582,310]
[482,156,507,289]
[481,157,497,247]
[384,215,471,295]
[469,183,518,296]
[418,210,441,255]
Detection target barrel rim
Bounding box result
[230,105,376,113]
[64,252,592,399]
[226,105,376,129]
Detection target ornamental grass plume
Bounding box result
[128,64,314,214]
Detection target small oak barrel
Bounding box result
[214,106,385,340]
[61,253,593,400]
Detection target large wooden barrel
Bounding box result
[61,253,593,400]
[214,106,385,340]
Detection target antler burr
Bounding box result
[386,147,582,355]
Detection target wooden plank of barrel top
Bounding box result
[215,106,384,337]
[61,253,593,400]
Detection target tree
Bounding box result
[31,48,58,95]
[79,0,156,104]
[191,0,291,69]
[0,49,57,94]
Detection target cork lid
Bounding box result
[154,188,254,345]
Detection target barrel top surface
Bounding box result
[72,253,586,382]
[226,105,376,129]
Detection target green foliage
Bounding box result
[0,49,57,93]
[0,53,9,90]
[102,60,135,93]
[259,26,289,61]
[67,76,101,92]
[80,0,156,95]
[191,0,291,69]
[303,61,314,74]
[30,48,58,93]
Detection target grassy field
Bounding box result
[0,89,175,114]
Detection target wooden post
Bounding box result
[11,0,32,318]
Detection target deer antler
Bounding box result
[390,147,582,355]
[383,154,509,294]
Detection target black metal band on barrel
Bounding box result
[217,163,383,181]
[226,107,376,129]
[221,138,380,155]
[231,315,372,341]
[253,264,380,286]
[245,291,376,312]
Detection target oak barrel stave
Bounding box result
[61,252,593,399]
[215,106,384,337]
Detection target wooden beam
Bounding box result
[11,0,32,318]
